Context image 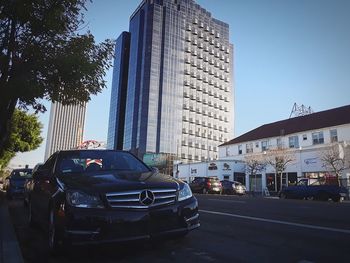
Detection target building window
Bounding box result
[255,142,259,148]
[276,138,282,149]
[288,136,299,148]
[238,145,242,155]
[330,129,338,143]
[246,143,253,154]
[312,132,324,145]
[261,140,269,151]
[303,134,307,141]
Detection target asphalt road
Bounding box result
[6,194,350,263]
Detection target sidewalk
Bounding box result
[0,191,24,263]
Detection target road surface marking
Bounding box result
[199,209,350,235]
[207,199,246,204]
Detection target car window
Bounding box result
[310,178,326,186]
[297,179,308,186]
[56,151,150,175]
[42,153,58,171]
[11,170,32,178]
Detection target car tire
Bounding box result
[331,196,342,203]
[28,201,36,228]
[316,192,329,201]
[48,208,64,255]
[202,188,208,194]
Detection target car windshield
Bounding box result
[56,151,151,175]
[11,170,32,179]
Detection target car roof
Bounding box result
[56,149,127,153]
[11,168,32,172]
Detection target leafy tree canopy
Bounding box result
[0,109,43,170]
[0,0,114,152]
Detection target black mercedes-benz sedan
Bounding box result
[28,150,199,253]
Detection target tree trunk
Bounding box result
[0,97,17,155]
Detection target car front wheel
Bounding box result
[280,192,287,199]
[28,201,35,227]
[48,208,64,255]
[331,196,342,202]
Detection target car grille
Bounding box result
[105,188,177,209]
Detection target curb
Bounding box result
[0,193,24,263]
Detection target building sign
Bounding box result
[304,158,318,165]
[208,163,218,170]
[223,163,231,170]
[191,168,197,174]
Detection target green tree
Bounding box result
[0,0,114,153]
[0,109,43,169]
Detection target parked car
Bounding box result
[221,180,246,195]
[28,150,199,253]
[24,163,44,205]
[189,177,222,194]
[279,177,348,202]
[6,168,33,199]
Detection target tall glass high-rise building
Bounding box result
[108,0,234,163]
[107,32,131,150]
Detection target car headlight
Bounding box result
[66,191,104,208]
[178,183,193,201]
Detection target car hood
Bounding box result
[10,178,27,186]
[57,171,181,194]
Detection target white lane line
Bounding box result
[199,209,350,235]
[207,199,246,204]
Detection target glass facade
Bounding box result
[107,32,130,150]
[111,0,234,162]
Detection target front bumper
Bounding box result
[7,187,25,197]
[235,188,246,195]
[58,196,199,245]
[209,187,222,193]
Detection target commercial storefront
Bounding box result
[217,105,350,195]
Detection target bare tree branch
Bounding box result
[265,148,295,175]
[320,143,349,178]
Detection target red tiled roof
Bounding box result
[221,105,350,146]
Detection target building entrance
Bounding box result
[249,174,262,193]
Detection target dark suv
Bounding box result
[189,177,222,194]
[5,168,32,199]
[28,150,199,253]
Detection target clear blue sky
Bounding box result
[10,0,350,168]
